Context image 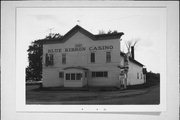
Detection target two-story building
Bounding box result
[40,25,146,89]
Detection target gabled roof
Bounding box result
[120,52,144,67]
[37,25,124,44]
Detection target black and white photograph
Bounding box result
[17,6,165,106]
[1,1,179,120]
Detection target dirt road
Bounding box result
[26,84,160,105]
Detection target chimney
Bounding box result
[143,68,147,74]
[131,46,134,59]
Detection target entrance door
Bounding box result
[64,72,83,87]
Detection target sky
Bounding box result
[17,7,166,73]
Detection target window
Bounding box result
[45,53,54,66]
[66,73,82,80]
[76,73,82,80]
[92,71,108,78]
[45,53,48,66]
[49,54,54,65]
[92,72,96,77]
[91,52,95,63]
[106,52,111,63]
[96,72,103,77]
[137,73,139,79]
[104,71,108,77]
[71,73,75,80]
[59,72,64,78]
[66,73,70,80]
[62,53,66,64]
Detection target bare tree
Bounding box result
[125,40,132,53]
[125,39,140,53]
[107,30,118,34]
[98,29,118,35]
[45,33,63,39]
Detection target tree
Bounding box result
[26,40,43,81]
[98,30,106,34]
[45,33,62,40]
[26,33,62,81]
[107,30,118,34]
[98,29,118,35]
[146,71,160,86]
[125,39,139,53]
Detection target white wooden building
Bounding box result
[40,25,146,89]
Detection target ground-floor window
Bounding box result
[66,73,70,80]
[76,73,82,80]
[65,73,82,80]
[71,73,76,80]
[59,72,64,78]
[92,71,108,78]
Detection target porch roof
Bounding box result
[63,66,89,71]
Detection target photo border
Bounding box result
[2,1,179,119]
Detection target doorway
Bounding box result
[64,72,83,87]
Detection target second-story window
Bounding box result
[91,52,95,63]
[45,53,54,66]
[106,51,111,63]
[62,53,66,64]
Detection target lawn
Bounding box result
[26,84,160,105]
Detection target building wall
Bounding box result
[63,69,85,87]
[43,31,121,68]
[119,55,145,86]
[88,66,120,87]
[42,31,145,87]
[42,31,122,87]
[43,68,64,87]
[127,62,145,85]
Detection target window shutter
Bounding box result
[51,54,54,65]
[45,53,49,66]
[48,54,50,65]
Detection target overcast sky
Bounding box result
[17,7,166,73]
